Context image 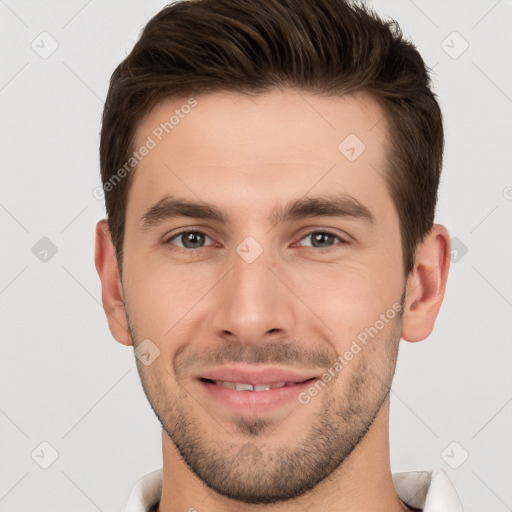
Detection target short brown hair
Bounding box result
[100,0,443,278]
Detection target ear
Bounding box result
[94,219,133,346]
[401,224,451,343]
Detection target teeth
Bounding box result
[214,381,290,391]
[253,384,272,391]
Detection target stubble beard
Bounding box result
[126,306,403,505]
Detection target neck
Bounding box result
[156,396,410,512]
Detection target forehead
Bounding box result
[127,89,394,228]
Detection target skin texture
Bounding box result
[95,89,450,512]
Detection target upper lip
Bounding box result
[195,364,320,386]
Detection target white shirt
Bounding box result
[125,467,463,511]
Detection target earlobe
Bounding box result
[401,224,451,343]
[94,219,133,346]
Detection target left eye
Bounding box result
[297,231,343,249]
[164,230,345,251]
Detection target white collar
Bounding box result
[125,467,463,512]
[393,468,463,511]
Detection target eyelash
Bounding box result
[163,229,348,255]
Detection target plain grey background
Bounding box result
[1,1,511,511]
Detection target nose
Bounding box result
[209,242,297,346]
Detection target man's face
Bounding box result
[122,90,406,503]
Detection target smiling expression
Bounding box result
[117,88,407,503]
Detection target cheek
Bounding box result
[135,356,182,421]
[294,263,394,340]
[125,263,216,340]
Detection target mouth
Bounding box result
[196,376,319,414]
[199,377,316,391]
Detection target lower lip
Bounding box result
[197,379,316,414]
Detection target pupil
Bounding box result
[184,232,203,248]
[313,233,333,247]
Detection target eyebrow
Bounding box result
[139,193,376,230]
